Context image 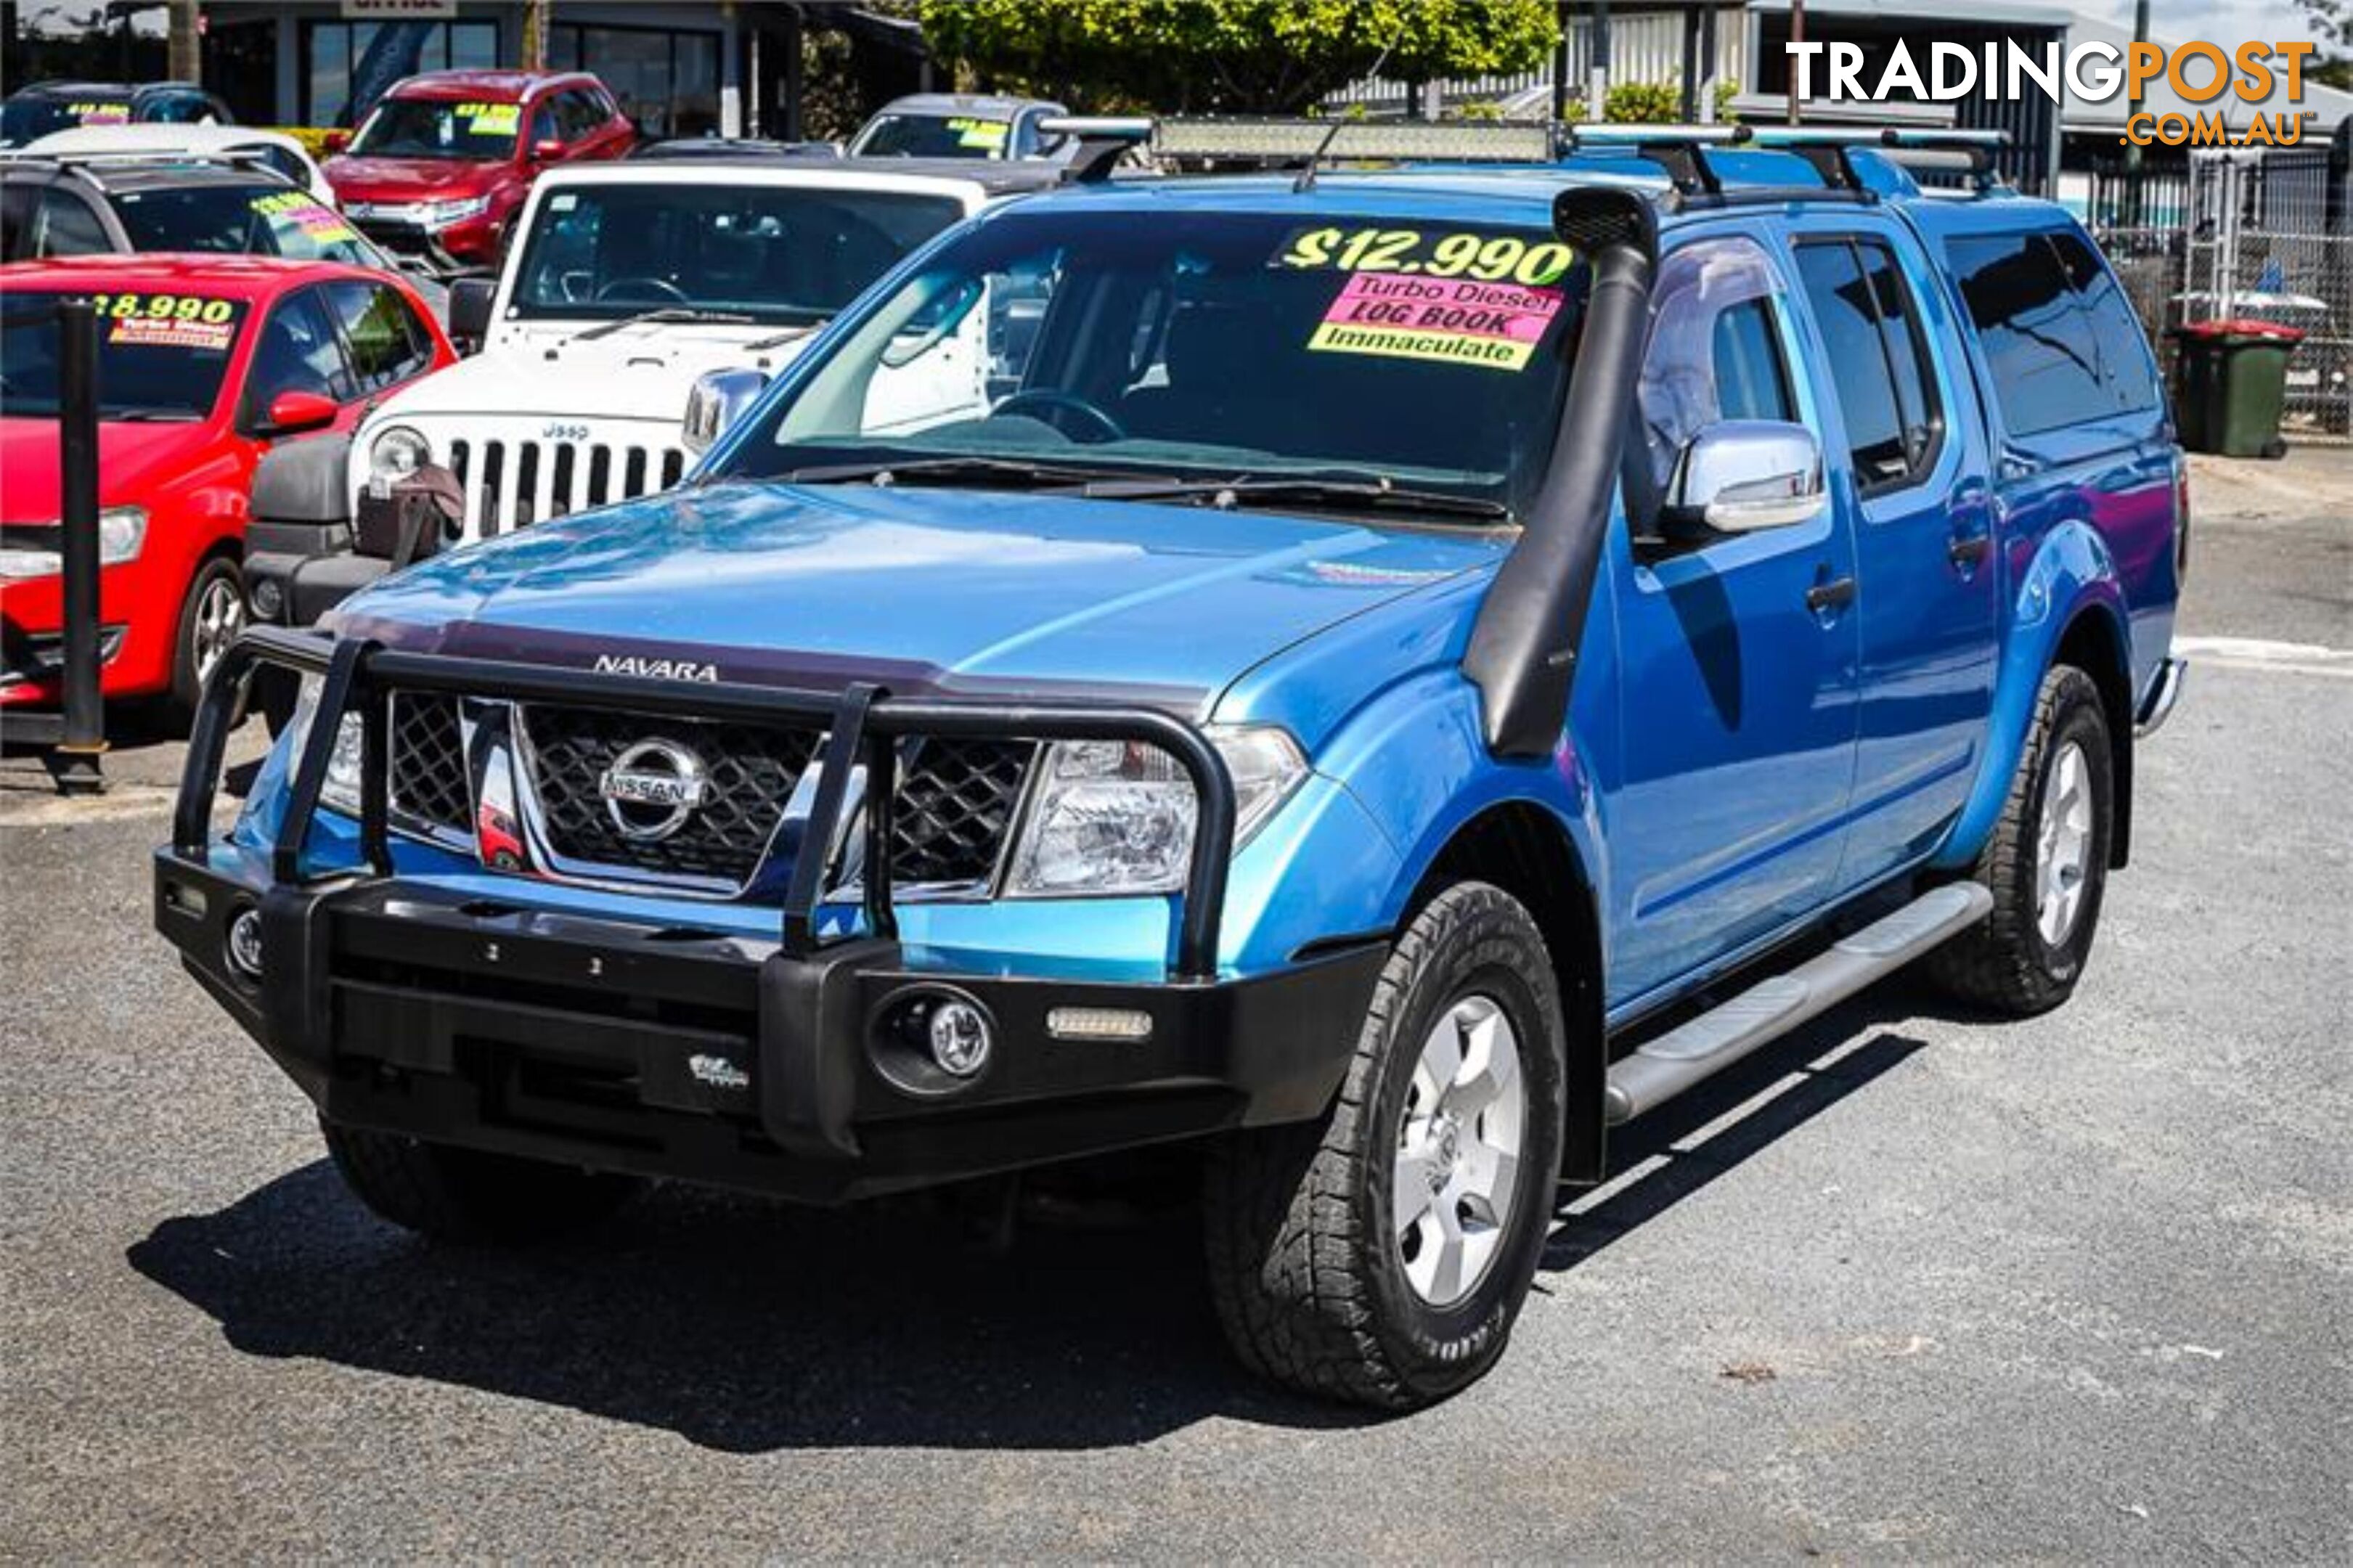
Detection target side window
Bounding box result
[325,281,433,393]
[34,189,109,256]
[1635,236,1796,502]
[529,102,558,147]
[242,288,351,419]
[1947,232,2106,439]
[558,91,604,142]
[1,184,37,261]
[2047,229,2162,415]
[1794,237,1943,494]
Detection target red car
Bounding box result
[324,70,634,272]
[1,254,455,719]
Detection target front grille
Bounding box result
[446,436,689,536]
[375,698,1035,897]
[892,738,1034,886]
[389,695,470,833]
[522,707,820,885]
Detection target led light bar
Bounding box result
[1046,1006,1155,1043]
[1151,117,1557,165]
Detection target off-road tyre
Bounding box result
[1927,663,2113,1016]
[322,1119,640,1243]
[1202,882,1566,1409]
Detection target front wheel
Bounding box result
[1203,882,1565,1408]
[166,554,245,727]
[1927,663,2114,1016]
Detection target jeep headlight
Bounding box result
[0,505,147,579]
[368,425,431,488]
[1005,726,1305,897]
[280,674,368,816]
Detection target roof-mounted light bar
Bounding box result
[1151,117,1557,166]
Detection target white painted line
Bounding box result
[2171,636,2353,679]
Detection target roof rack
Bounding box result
[1,146,298,183]
[1564,123,2010,205]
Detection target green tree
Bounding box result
[918,0,1561,114]
[2293,1,2353,89]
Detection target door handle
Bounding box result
[1948,534,1992,569]
[1805,576,1856,614]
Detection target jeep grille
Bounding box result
[446,436,688,536]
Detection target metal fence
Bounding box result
[2085,148,2353,441]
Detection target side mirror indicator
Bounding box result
[681,367,770,454]
[1664,421,1826,534]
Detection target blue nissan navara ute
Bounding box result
[158,122,2187,1408]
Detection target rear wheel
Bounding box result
[322,1120,640,1243]
[1203,882,1565,1408]
[1928,663,2113,1016]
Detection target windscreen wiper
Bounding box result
[1079,473,1511,523]
[780,454,1170,490]
[573,306,753,344]
[742,322,822,353]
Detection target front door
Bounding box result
[1599,229,1863,1009]
[1785,223,1999,889]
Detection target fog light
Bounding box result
[226,907,264,980]
[248,578,284,622]
[1047,1006,1153,1042]
[927,999,992,1077]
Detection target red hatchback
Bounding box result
[325,70,634,271]
[1,255,454,719]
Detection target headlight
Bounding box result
[0,505,147,579]
[1005,725,1305,897]
[368,425,431,488]
[281,674,368,816]
[426,195,492,227]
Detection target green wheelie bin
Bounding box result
[2170,318,2306,458]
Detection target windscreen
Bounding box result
[348,97,518,160]
[110,181,382,267]
[853,113,1011,160]
[1,94,131,146]
[0,286,245,420]
[507,182,966,323]
[717,205,1586,521]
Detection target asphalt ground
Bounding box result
[2,452,2347,1561]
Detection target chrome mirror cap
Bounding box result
[681,367,771,455]
[1666,420,1827,533]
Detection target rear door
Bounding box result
[1785,220,1999,891]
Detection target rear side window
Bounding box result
[325,281,433,393]
[36,189,110,256]
[1,184,38,261]
[2047,229,2163,415]
[1947,232,2108,438]
[1795,237,1943,493]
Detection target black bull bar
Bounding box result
[174,626,1237,980]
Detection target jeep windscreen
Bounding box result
[852,113,1011,160]
[508,182,968,331]
[714,205,1586,523]
[347,96,521,160]
[0,286,244,421]
[109,181,388,269]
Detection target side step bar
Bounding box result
[1603,883,1994,1124]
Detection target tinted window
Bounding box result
[325,281,431,392]
[0,184,33,260]
[1948,232,2107,438]
[242,289,350,416]
[1797,238,1942,491]
[35,189,107,256]
[2048,229,2162,414]
[555,90,605,141]
[1638,237,1795,498]
[114,182,378,267]
[145,91,213,124]
[349,96,517,160]
[854,113,1011,160]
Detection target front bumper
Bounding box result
[155,852,1379,1202]
[158,626,1375,1202]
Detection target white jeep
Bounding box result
[344,154,1063,540]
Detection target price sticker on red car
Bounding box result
[457,101,520,136]
[91,293,245,354]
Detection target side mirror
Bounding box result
[264,389,340,435]
[322,128,351,155]
[681,367,770,454]
[1663,421,1826,534]
[447,276,496,345]
[531,137,566,163]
